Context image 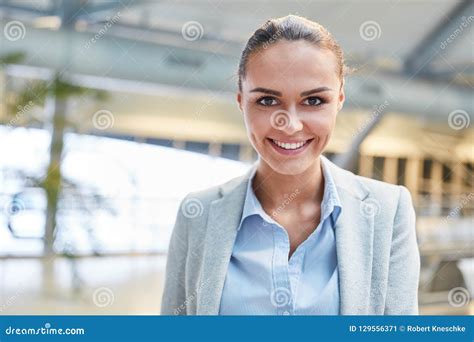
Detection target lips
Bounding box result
[267,137,315,155]
[271,139,310,150]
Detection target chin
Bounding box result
[264,156,318,176]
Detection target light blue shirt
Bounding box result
[219,157,342,315]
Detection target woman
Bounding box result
[161,15,420,315]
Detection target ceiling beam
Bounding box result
[0,19,471,123]
[404,0,473,77]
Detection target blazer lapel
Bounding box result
[327,158,374,315]
[196,167,254,315]
[335,192,374,314]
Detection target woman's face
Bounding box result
[238,40,345,175]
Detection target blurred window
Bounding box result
[463,162,473,188]
[221,143,240,161]
[372,156,384,181]
[423,159,432,179]
[184,141,209,154]
[442,163,453,183]
[397,158,407,186]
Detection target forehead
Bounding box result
[242,40,340,92]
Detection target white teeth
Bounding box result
[272,139,308,150]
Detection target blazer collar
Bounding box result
[197,156,374,315]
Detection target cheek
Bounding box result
[243,108,272,139]
[305,111,337,135]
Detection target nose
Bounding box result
[283,108,303,135]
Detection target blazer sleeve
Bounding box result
[160,197,189,315]
[384,186,421,315]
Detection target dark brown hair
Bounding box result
[238,15,349,91]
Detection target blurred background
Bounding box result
[0,0,472,315]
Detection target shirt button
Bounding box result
[283,310,290,315]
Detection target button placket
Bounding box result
[288,248,305,313]
[272,225,294,315]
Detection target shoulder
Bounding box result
[326,159,414,221]
[348,176,416,242]
[180,171,249,209]
[328,158,407,196]
[358,174,413,208]
[329,164,417,260]
[174,169,250,228]
[355,174,414,220]
[355,174,408,202]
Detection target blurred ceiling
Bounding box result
[0,0,472,154]
[1,0,471,75]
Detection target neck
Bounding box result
[252,158,324,210]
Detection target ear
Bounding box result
[237,92,243,112]
[337,81,345,112]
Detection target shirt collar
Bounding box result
[238,156,342,231]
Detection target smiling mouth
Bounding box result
[268,138,314,151]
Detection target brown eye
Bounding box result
[257,96,278,106]
[303,96,323,106]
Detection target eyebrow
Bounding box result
[250,86,333,97]
[301,87,333,96]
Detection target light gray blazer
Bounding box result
[161,157,420,315]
